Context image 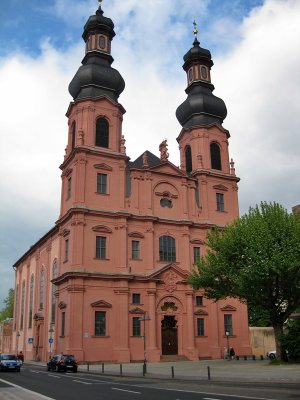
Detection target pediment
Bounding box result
[213,184,228,191]
[148,263,189,283]
[128,231,145,238]
[62,229,70,237]
[150,161,186,176]
[194,309,208,315]
[94,163,113,171]
[220,304,237,311]
[190,238,205,245]
[129,307,145,314]
[92,225,112,233]
[91,300,112,308]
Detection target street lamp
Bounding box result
[225,331,230,360]
[49,326,54,359]
[139,313,151,375]
[16,331,20,356]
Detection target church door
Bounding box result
[161,316,178,355]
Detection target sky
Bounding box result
[0,0,300,307]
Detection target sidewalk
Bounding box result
[28,359,300,384]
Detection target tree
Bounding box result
[189,202,300,361]
[0,288,14,322]
[280,318,300,361]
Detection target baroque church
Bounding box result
[12,3,251,362]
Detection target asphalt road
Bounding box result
[0,363,299,400]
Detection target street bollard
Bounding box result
[120,363,123,376]
[207,366,211,380]
[102,363,104,373]
[87,362,89,372]
[142,363,146,376]
[171,366,174,379]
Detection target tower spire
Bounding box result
[193,18,198,40]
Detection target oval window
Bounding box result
[99,36,106,50]
[201,66,208,80]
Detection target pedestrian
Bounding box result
[18,351,24,363]
[229,347,235,360]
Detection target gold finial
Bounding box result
[98,0,103,7]
[193,18,198,39]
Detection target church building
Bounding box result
[12,3,251,362]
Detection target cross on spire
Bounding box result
[193,18,198,39]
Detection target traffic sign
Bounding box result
[28,337,34,344]
[49,338,54,344]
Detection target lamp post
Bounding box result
[49,326,54,359]
[16,331,20,356]
[225,331,230,360]
[139,313,151,375]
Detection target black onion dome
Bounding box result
[183,38,212,67]
[176,38,227,128]
[82,7,115,41]
[68,5,125,102]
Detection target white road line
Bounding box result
[0,378,55,400]
[112,387,141,394]
[204,398,223,400]
[48,374,60,379]
[73,380,92,385]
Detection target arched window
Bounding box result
[159,235,176,262]
[95,117,109,148]
[28,275,34,328]
[51,261,59,323]
[185,145,192,175]
[39,270,45,310]
[14,284,19,330]
[210,142,222,170]
[71,121,76,150]
[20,280,25,330]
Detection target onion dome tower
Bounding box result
[176,23,227,129]
[68,1,125,102]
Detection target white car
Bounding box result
[266,351,276,359]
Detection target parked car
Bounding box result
[47,354,78,372]
[0,354,22,372]
[266,350,276,359]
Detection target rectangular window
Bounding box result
[195,295,203,306]
[216,193,224,212]
[224,314,233,335]
[132,293,140,304]
[64,239,69,262]
[67,177,72,199]
[97,173,107,194]
[132,240,140,259]
[95,311,106,336]
[96,236,106,259]
[132,317,141,337]
[197,318,205,336]
[193,247,201,263]
[61,312,65,337]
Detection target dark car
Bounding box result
[47,354,78,372]
[0,354,21,372]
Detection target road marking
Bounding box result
[48,374,60,378]
[112,387,141,394]
[73,379,92,385]
[0,378,55,399]
[204,398,222,400]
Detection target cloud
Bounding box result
[1,0,300,305]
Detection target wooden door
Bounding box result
[161,316,178,355]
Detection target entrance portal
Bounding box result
[161,316,178,355]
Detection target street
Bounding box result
[0,363,299,400]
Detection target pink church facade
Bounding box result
[12,4,251,363]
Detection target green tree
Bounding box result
[0,288,14,322]
[280,318,300,361]
[189,202,300,361]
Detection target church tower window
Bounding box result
[210,142,222,170]
[159,235,176,262]
[96,117,109,148]
[71,121,76,150]
[185,145,192,175]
